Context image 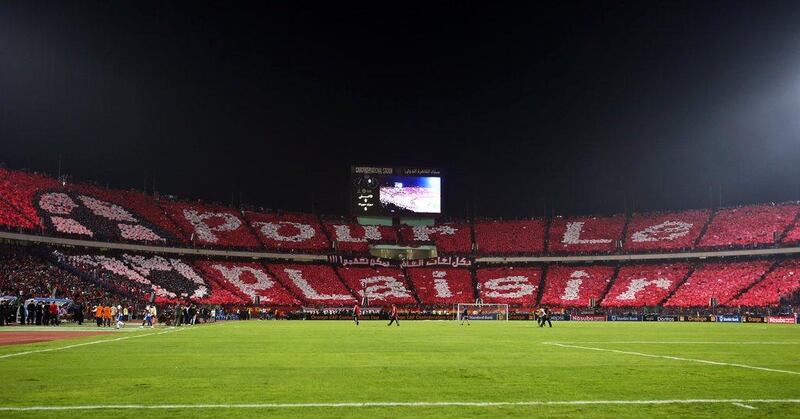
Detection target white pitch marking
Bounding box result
[543,341,800,345]
[0,399,799,411]
[544,342,800,376]
[0,327,187,360]
[731,402,757,410]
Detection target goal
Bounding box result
[455,303,509,321]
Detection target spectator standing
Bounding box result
[73,302,84,325]
[18,302,26,325]
[27,301,35,324]
[0,300,7,326]
[35,303,43,325]
[42,302,51,326]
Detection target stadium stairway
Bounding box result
[725,259,780,305]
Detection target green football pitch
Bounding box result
[1,320,799,418]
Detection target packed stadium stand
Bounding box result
[0,246,114,303]
[161,201,261,248]
[405,268,474,305]
[244,211,330,252]
[539,265,615,308]
[601,263,690,308]
[195,261,300,306]
[698,203,799,249]
[623,210,710,252]
[2,167,800,315]
[474,219,546,255]
[0,168,61,229]
[398,222,472,254]
[66,182,185,244]
[728,259,800,307]
[1,167,800,255]
[59,251,211,301]
[323,218,398,252]
[0,199,35,230]
[663,260,773,308]
[337,267,417,305]
[267,264,356,306]
[547,214,626,254]
[475,267,541,307]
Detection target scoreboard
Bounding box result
[351,166,442,216]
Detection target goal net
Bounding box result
[455,303,509,321]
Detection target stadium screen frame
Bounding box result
[351,166,443,216]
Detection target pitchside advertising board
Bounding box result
[570,315,607,322]
[767,315,797,324]
[716,315,742,323]
[608,315,642,321]
[351,166,442,216]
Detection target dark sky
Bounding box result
[2,1,800,218]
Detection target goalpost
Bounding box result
[455,303,509,321]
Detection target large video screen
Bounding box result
[379,176,441,214]
[351,167,442,216]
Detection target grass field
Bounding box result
[1,320,799,418]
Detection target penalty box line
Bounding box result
[0,326,196,360]
[1,399,800,411]
[544,342,800,376]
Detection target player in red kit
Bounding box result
[387,304,399,326]
[353,303,361,326]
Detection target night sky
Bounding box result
[2,1,800,218]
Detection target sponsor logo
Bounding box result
[744,316,765,323]
[767,316,797,324]
[716,315,741,323]
[682,315,711,322]
[643,314,659,322]
[571,315,606,322]
[657,316,677,322]
[469,314,499,320]
[609,315,642,321]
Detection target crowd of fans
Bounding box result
[539,265,615,307]
[397,222,472,254]
[548,215,627,254]
[601,263,689,308]
[245,211,330,252]
[2,167,800,256]
[664,260,772,307]
[405,268,475,305]
[267,264,356,306]
[161,201,261,249]
[66,183,185,244]
[475,267,541,306]
[322,218,398,253]
[336,266,417,305]
[623,210,710,252]
[195,260,300,306]
[474,219,547,255]
[729,259,800,307]
[1,243,800,321]
[0,168,60,231]
[0,246,114,304]
[698,203,799,249]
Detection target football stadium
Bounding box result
[2,2,800,418]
